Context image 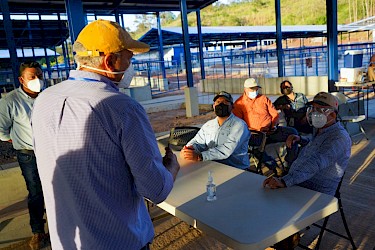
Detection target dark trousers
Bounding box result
[266,126,299,165]
[17,151,45,234]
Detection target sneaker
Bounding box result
[29,233,49,250]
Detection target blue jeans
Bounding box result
[266,126,299,165]
[17,151,45,233]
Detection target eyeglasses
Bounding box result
[307,106,334,114]
[282,86,292,89]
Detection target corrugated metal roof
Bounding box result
[5,0,218,14]
[0,20,69,49]
[139,25,359,48]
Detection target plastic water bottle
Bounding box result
[206,171,217,201]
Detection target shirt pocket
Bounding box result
[216,125,232,145]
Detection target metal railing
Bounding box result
[129,42,375,96]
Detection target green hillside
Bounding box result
[131,0,374,39]
[166,0,374,26]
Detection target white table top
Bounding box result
[156,137,338,250]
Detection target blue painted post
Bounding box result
[53,46,61,78]
[247,53,251,77]
[301,51,304,76]
[180,0,194,88]
[156,12,166,79]
[326,0,338,92]
[39,14,52,79]
[147,62,151,86]
[221,43,226,78]
[230,49,233,74]
[315,52,318,76]
[26,15,36,58]
[275,0,283,77]
[57,13,70,77]
[114,10,120,23]
[196,9,205,79]
[120,14,125,28]
[0,0,19,87]
[65,0,86,44]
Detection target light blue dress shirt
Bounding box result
[31,70,174,250]
[282,122,351,195]
[0,87,34,150]
[186,113,250,169]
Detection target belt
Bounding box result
[17,149,35,156]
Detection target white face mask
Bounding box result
[78,63,135,88]
[26,78,44,93]
[247,90,258,99]
[309,112,327,128]
[116,64,135,88]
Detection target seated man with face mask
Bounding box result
[180,91,251,170]
[263,92,351,196]
[273,80,313,134]
[232,78,299,169]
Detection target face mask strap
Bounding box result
[79,64,126,75]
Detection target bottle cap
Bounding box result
[208,171,213,182]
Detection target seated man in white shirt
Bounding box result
[180,91,251,170]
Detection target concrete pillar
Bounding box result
[184,87,199,117]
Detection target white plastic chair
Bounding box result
[331,92,368,144]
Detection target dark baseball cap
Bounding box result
[213,91,233,103]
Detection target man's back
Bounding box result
[32,72,174,249]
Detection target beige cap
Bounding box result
[75,19,150,56]
[310,92,339,111]
[244,78,261,88]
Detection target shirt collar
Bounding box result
[69,70,119,90]
[17,86,34,99]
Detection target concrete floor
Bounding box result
[1,95,375,250]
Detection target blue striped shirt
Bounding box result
[186,113,250,169]
[282,122,351,195]
[31,70,174,249]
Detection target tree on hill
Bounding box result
[131,0,375,38]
